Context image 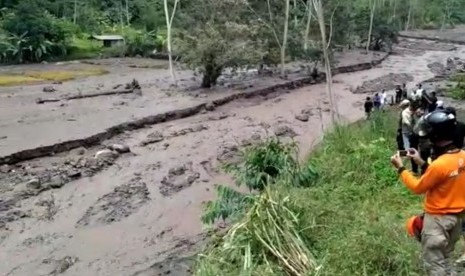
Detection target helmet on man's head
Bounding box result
[416,110,457,142]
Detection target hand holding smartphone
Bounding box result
[398,150,408,157]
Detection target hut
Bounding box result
[90,35,125,48]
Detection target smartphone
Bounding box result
[398,150,408,157]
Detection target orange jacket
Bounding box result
[400,150,465,214]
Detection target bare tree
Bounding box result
[312,0,338,123]
[280,0,290,78]
[366,0,376,53]
[164,0,180,86]
[125,0,130,25]
[405,0,413,31]
[303,1,314,51]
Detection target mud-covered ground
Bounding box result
[0,51,383,158]
[1,33,465,276]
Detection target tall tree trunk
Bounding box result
[303,2,312,51]
[125,0,130,25]
[366,0,376,53]
[392,0,396,20]
[281,0,290,78]
[293,0,298,28]
[73,0,77,24]
[164,0,179,86]
[405,0,412,31]
[313,0,338,123]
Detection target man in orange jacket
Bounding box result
[391,109,465,275]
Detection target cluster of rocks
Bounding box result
[295,107,315,122]
[0,144,131,227]
[160,163,200,197]
[76,177,150,227]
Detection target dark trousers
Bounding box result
[396,129,404,150]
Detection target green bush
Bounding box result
[201,139,318,225]
[197,112,424,275]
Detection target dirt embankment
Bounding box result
[1,34,465,276]
[399,26,465,45]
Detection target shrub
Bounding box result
[201,138,318,225]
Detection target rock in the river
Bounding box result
[140,131,164,146]
[205,102,215,111]
[109,143,131,153]
[95,149,119,161]
[42,86,56,93]
[0,165,10,173]
[274,125,297,138]
[295,113,309,122]
[26,178,41,189]
[48,175,65,189]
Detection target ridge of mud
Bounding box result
[398,33,465,46]
[0,53,389,166]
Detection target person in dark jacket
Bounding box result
[373,93,381,110]
[428,92,438,112]
[364,97,374,119]
[402,83,408,100]
[395,85,403,104]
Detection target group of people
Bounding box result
[364,83,442,119]
[389,83,465,275]
[364,89,388,117]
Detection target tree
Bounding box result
[176,0,264,88]
[281,0,290,78]
[366,0,376,53]
[163,0,179,86]
[313,0,338,123]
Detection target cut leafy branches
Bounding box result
[202,138,318,225]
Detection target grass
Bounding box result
[65,36,103,60]
[196,112,426,276]
[0,68,108,86]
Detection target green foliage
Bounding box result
[198,112,425,275]
[0,0,74,63]
[225,139,318,191]
[201,185,255,225]
[197,187,320,276]
[202,138,318,226]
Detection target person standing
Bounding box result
[397,100,410,150]
[413,108,432,175]
[395,85,403,104]
[364,97,374,119]
[401,102,419,173]
[428,91,438,112]
[402,83,408,100]
[380,89,387,110]
[391,109,465,276]
[373,93,381,110]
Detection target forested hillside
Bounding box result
[1,0,465,85]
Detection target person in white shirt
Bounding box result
[380,89,387,109]
[411,83,424,102]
